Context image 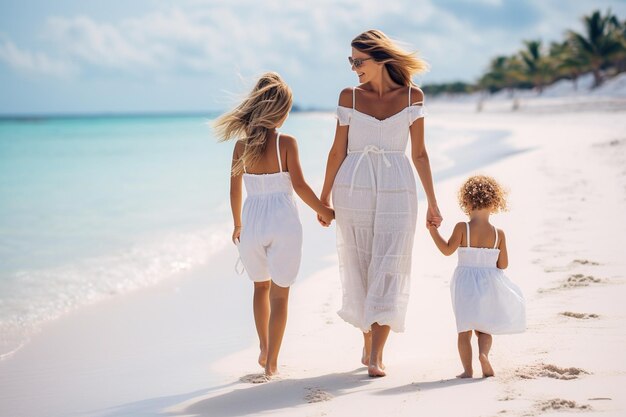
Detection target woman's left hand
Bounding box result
[426,205,443,229]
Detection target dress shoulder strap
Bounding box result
[493,226,499,249]
[276,133,283,173]
[465,222,471,248]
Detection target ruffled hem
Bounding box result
[456,323,526,335]
[337,307,407,333]
[337,309,369,332]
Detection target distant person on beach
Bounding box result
[318,30,442,377]
[215,72,335,378]
[427,175,526,378]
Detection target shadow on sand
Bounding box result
[179,367,370,417]
[99,368,370,417]
[99,371,486,416]
[374,376,484,396]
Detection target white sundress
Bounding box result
[332,86,425,333]
[450,223,526,335]
[236,133,303,288]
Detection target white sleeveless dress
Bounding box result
[451,223,526,334]
[236,133,303,288]
[332,86,425,333]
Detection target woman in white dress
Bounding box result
[319,30,442,377]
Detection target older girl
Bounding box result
[216,72,334,378]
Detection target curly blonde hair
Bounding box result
[458,175,508,215]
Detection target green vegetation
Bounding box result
[423,9,625,96]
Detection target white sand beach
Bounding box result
[1,95,625,417]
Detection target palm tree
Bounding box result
[549,40,590,90]
[520,40,552,93]
[479,56,525,93]
[568,9,624,87]
[477,55,526,110]
[608,17,626,73]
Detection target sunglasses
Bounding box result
[348,56,373,68]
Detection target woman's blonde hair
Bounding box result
[458,175,508,215]
[351,29,428,86]
[214,72,293,176]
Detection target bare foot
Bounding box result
[368,363,386,377]
[362,348,387,370]
[265,365,279,377]
[258,349,267,368]
[479,353,494,377]
[456,371,473,378]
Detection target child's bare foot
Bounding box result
[456,371,473,378]
[479,353,494,377]
[368,363,386,377]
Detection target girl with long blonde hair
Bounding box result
[215,72,334,378]
[319,30,442,377]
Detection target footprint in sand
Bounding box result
[560,311,600,319]
[561,274,602,288]
[572,259,600,266]
[304,387,333,403]
[594,138,625,148]
[536,398,591,412]
[540,274,604,292]
[517,364,590,380]
[239,373,272,384]
[543,259,600,273]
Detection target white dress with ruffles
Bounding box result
[332,86,424,333]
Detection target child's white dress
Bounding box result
[236,133,303,288]
[450,223,526,334]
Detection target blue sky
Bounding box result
[1,0,625,114]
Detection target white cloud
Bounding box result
[0,38,77,77]
[45,16,162,71]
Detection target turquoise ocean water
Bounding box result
[0,111,517,359]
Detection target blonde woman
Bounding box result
[319,30,442,377]
[215,72,334,378]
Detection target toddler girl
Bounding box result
[428,175,525,378]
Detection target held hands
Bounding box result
[426,205,443,229]
[317,205,335,227]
